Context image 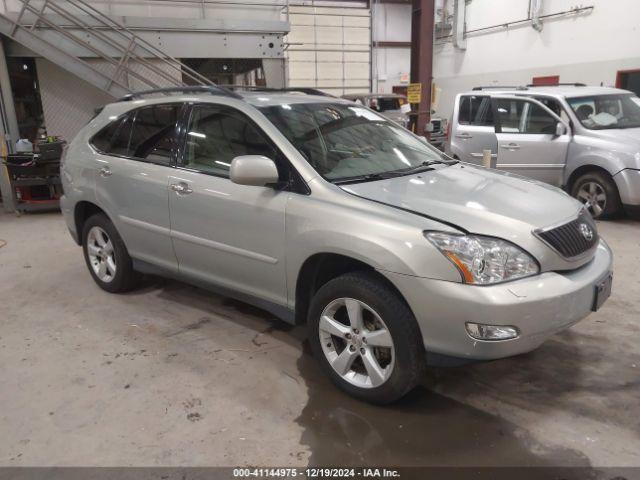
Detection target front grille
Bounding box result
[535,213,599,259]
[431,120,442,132]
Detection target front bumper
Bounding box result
[383,239,613,361]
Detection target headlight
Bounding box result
[425,232,539,285]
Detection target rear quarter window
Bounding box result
[90,104,180,163]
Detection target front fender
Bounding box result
[284,190,462,308]
[566,136,639,181]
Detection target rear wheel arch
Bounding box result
[74,201,110,245]
[293,252,412,325]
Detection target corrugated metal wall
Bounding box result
[36,58,181,142]
[286,5,371,96]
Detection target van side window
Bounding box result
[128,105,180,164]
[458,96,494,126]
[182,104,277,178]
[495,99,557,134]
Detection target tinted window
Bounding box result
[91,115,132,156]
[128,105,179,164]
[376,97,401,111]
[534,97,570,123]
[495,99,557,134]
[458,96,493,126]
[182,105,276,177]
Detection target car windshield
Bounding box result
[567,94,640,130]
[258,102,447,183]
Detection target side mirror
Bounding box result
[230,155,279,187]
[555,122,568,137]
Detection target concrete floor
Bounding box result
[0,210,639,468]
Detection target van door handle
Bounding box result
[99,166,112,177]
[500,143,521,151]
[170,182,193,195]
[455,133,473,139]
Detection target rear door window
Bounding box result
[128,104,180,164]
[458,96,494,126]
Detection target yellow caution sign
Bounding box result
[407,83,422,104]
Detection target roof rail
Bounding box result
[472,86,528,91]
[526,83,587,87]
[220,85,335,97]
[118,86,242,102]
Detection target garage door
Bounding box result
[285,5,371,96]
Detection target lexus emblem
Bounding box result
[579,223,594,241]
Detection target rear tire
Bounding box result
[308,271,425,404]
[82,213,139,293]
[571,171,621,219]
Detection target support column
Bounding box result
[0,37,19,212]
[409,0,434,137]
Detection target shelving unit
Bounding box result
[2,152,62,214]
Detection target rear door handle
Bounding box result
[99,166,112,177]
[500,143,521,150]
[170,182,193,195]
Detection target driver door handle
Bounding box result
[500,143,521,151]
[170,182,193,195]
[455,133,473,139]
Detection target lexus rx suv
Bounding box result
[61,86,613,404]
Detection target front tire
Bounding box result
[571,171,621,219]
[308,271,425,404]
[82,213,139,293]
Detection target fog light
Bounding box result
[465,322,519,341]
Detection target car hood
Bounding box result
[586,127,640,150]
[341,163,585,264]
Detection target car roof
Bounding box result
[461,85,632,99]
[342,93,406,99]
[240,91,352,107]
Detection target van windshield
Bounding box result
[259,102,449,183]
[567,94,640,130]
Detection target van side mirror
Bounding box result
[230,155,279,187]
[555,122,568,137]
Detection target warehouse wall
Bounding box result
[372,2,411,93]
[434,0,640,119]
[286,5,371,96]
[36,58,181,143]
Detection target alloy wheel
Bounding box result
[576,181,607,217]
[86,226,116,283]
[319,297,395,389]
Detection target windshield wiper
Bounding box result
[332,173,389,185]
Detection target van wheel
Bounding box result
[571,171,621,219]
[82,213,139,293]
[308,271,425,404]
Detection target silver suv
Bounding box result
[448,84,640,219]
[61,86,613,404]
